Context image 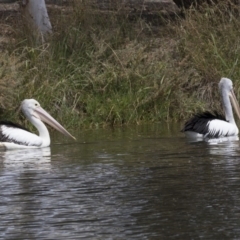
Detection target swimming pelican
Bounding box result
[181,77,240,140]
[0,99,75,149]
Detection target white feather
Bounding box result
[206,119,238,137]
[1,125,42,147]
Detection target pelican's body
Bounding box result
[182,78,240,140]
[0,99,75,149]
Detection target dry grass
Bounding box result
[0,1,240,128]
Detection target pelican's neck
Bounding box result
[221,88,236,125]
[28,117,51,147]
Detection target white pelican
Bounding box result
[182,77,240,140]
[0,99,75,149]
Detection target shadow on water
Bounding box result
[0,123,240,239]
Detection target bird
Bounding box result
[0,99,76,149]
[181,77,240,140]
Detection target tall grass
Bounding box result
[1,0,240,128]
[176,1,240,113]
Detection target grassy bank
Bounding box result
[1,1,240,129]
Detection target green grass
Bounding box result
[1,0,240,129]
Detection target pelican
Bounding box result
[0,99,75,149]
[181,78,240,140]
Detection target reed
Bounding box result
[1,0,240,128]
[176,1,240,112]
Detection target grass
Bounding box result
[176,1,240,112]
[1,1,240,129]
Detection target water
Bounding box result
[1,123,240,239]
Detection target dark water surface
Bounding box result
[1,123,240,239]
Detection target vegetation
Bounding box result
[1,0,240,129]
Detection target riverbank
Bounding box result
[1,1,240,130]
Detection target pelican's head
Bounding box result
[219,77,240,121]
[219,77,233,92]
[21,99,41,117]
[21,99,76,140]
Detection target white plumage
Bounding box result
[0,125,43,147]
[206,119,238,137]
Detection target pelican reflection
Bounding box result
[0,147,51,169]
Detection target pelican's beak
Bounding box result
[229,89,240,121]
[33,107,76,140]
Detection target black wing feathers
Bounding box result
[181,111,227,138]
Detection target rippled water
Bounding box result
[1,123,240,239]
